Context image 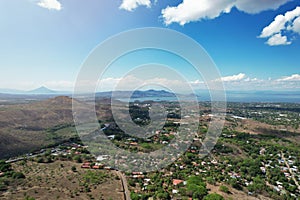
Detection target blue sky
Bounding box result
[0,0,299,91]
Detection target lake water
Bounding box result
[117,91,300,103]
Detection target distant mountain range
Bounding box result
[1,86,299,96]
[95,89,176,98]
[0,86,69,95]
[0,87,177,98]
[0,87,299,102]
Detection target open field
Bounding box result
[1,160,124,200]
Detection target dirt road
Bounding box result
[116,171,131,200]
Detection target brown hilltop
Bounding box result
[0,96,120,159]
[0,96,73,158]
[43,96,73,106]
[0,96,112,159]
[0,96,74,130]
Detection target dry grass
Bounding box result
[0,160,124,200]
[207,183,272,200]
[0,96,114,159]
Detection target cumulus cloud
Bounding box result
[161,0,291,25]
[37,0,62,11]
[259,6,300,46]
[190,80,204,85]
[291,16,300,34]
[162,0,234,25]
[220,73,246,82]
[215,73,300,90]
[119,0,151,11]
[277,74,300,81]
[266,33,291,46]
[260,15,287,38]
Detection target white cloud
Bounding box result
[220,73,246,82]
[161,0,291,25]
[290,16,300,34]
[235,0,292,14]
[260,15,286,38]
[119,0,299,45]
[214,73,300,90]
[119,0,151,11]
[162,0,234,25]
[190,80,204,85]
[284,6,300,21]
[37,0,62,11]
[266,33,291,46]
[277,74,300,81]
[259,6,300,46]
[244,77,259,82]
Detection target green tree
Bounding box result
[204,193,224,200]
[192,188,207,199]
[247,177,266,193]
[187,184,207,199]
[219,185,229,193]
[187,176,205,186]
[128,179,136,187]
[156,191,170,200]
[186,175,208,198]
[73,155,82,163]
[206,177,216,185]
[71,166,77,172]
[12,172,25,179]
[130,192,140,200]
[0,160,11,172]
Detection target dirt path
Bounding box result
[116,171,131,200]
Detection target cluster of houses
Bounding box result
[5,142,87,164]
[171,179,187,195]
[166,145,300,198]
[138,175,188,195]
[50,142,88,157]
[259,148,300,196]
[131,172,145,179]
[80,162,113,170]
